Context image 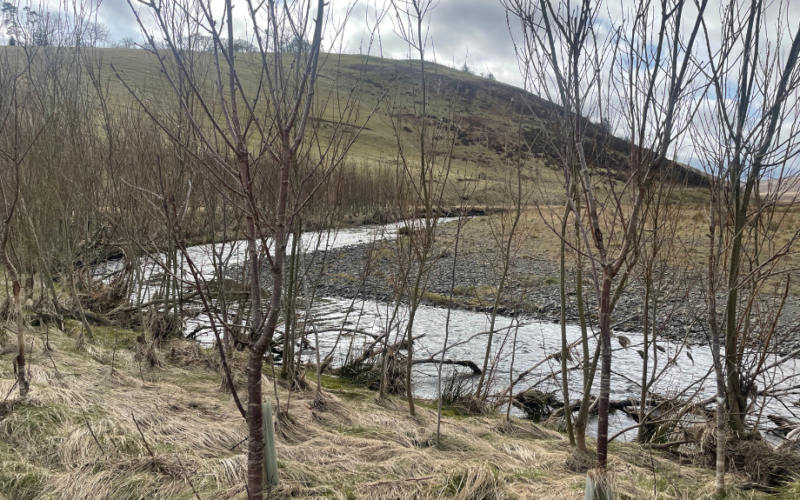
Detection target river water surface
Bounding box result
[104,219,800,442]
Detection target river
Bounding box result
[101,218,800,443]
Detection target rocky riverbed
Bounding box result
[290,221,800,355]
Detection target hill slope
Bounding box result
[98,49,565,189]
[6,47,706,204]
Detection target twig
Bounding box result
[131,412,156,465]
[229,436,248,451]
[42,334,61,377]
[214,333,246,419]
[111,329,118,375]
[83,412,106,455]
[176,455,203,500]
[3,381,18,403]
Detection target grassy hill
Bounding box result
[93,48,565,201]
[4,46,707,206]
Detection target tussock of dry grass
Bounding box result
[0,324,796,500]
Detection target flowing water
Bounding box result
[101,218,800,443]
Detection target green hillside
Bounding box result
[96,49,559,195]
[4,46,705,205]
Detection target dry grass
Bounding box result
[0,324,796,500]
[443,204,800,296]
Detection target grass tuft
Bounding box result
[0,322,786,499]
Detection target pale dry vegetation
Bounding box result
[1,321,790,500]
[452,205,800,295]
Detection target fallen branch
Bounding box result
[364,476,435,488]
[412,357,482,375]
[642,440,693,450]
[111,292,200,314]
[69,309,112,326]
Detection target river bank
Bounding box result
[300,217,800,354]
[0,324,787,500]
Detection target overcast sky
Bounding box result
[0,0,783,94]
[96,0,527,87]
[92,0,800,90]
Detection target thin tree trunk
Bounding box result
[724,206,746,433]
[405,271,424,416]
[477,165,523,399]
[14,279,27,396]
[637,267,652,442]
[282,224,300,379]
[596,272,613,469]
[708,185,726,494]
[476,260,510,398]
[437,218,462,440]
[67,237,94,341]
[19,196,59,309]
[559,203,575,445]
[404,2,430,418]
[1,221,28,396]
[573,198,595,452]
[246,143,293,499]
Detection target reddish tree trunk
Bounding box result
[245,351,265,499]
[596,271,613,469]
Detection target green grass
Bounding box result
[0,46,708,208]
[93,48,549,203]
[87,325,141,349]
[421,291,453,306]
[415,399,470,419]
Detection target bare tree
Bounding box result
[698,0,800,435]
[115,0,385,497]
[389,0,459,416]
[0,57,31,397]
[693,0,800,491]
[505,0,708,480]
[0,0,79,397]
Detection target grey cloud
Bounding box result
[95,0,800,94]
[335,0,524,86]
[96,0,527,87]
[427,0,522,83]
[98,0,141,42]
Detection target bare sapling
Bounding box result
[697,0,800,437]
[0,9,69,395]
[389,0,460,416]
[505,0,709,476]
[118,0,385,496]
[475,115,530,403]
[692,0,800,489]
